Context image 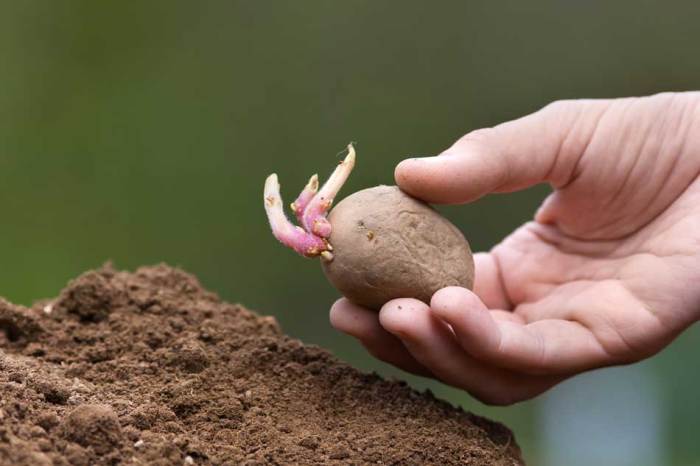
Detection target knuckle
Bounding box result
[647,90,680,102]
[454,127,498,148]
[541,99,575,115]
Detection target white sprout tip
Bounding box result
[265,173,279,186]
[307,174,319,191]
[321,251,334,262]
[264,174,281,201]
[345,143,356,162]
[264,173,280,198]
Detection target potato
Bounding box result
[322,185,474,310]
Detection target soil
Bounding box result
[0,264,524,465]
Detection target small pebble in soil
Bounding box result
[329,448,351,460]
[298,436,320,450]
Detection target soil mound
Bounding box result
[0,264,523,465]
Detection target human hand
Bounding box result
[330,92,700,405]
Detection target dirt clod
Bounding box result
[60,404,123,454]
[0,298,42,345]
[0,264,524,465]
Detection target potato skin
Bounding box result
[322,185,474,310]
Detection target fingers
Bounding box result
[329,298,432,377]
[395,99,611,204]
[430,287,610,375]
[379,298,560,405]
[515,279,667,361]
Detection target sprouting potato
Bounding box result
[264,145,474,310]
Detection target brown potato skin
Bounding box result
[322,185,474,310]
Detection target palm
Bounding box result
[492,196,699,372]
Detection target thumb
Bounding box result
[395,99,609,204]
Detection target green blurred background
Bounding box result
[1,1,698,464]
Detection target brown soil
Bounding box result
[0,264,524,465]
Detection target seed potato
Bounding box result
[322,185,474,310]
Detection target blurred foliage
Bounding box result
[0,1,699,463]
